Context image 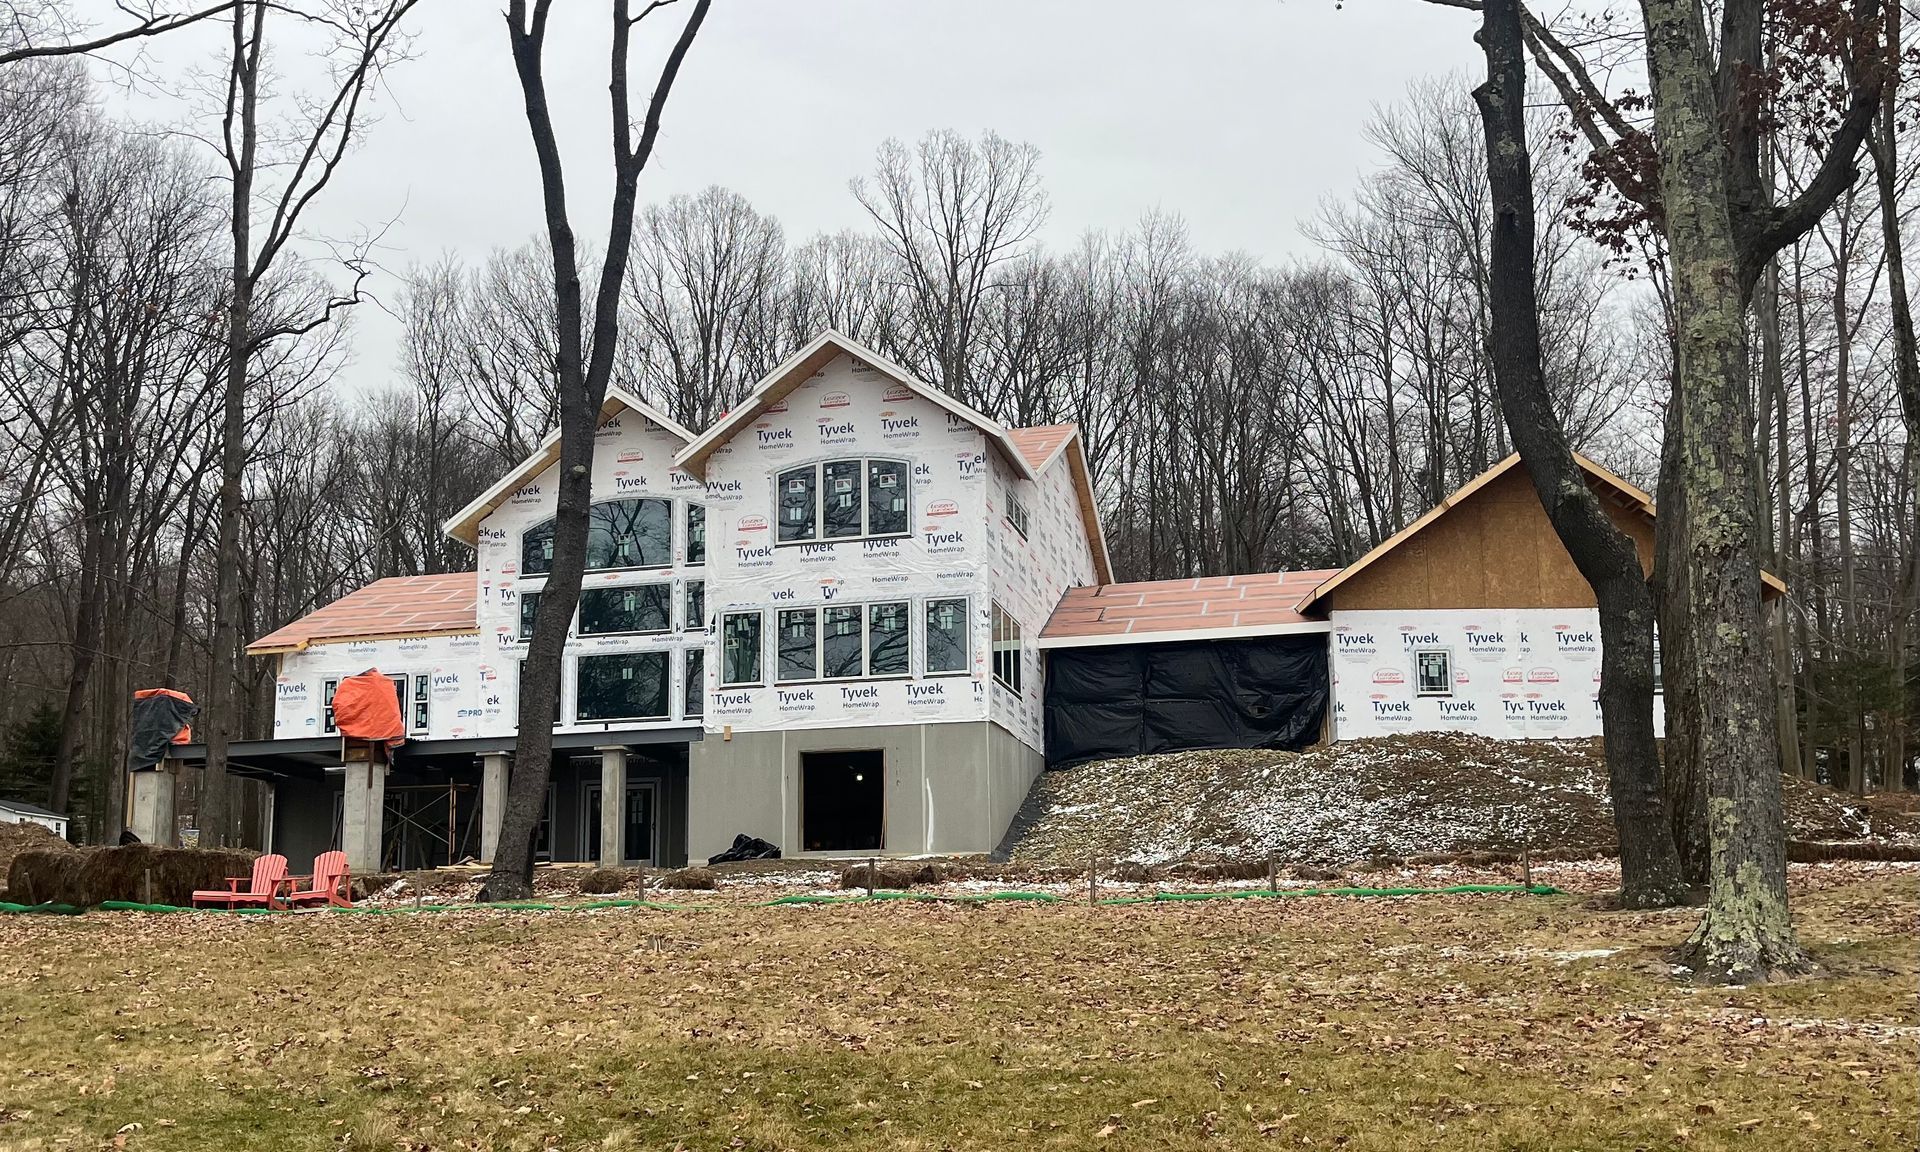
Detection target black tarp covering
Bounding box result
[129,692,198,773]
[1044,635,1328,768]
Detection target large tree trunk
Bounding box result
[482,0,710,901]
[1473,0,1686,907]
[1653,389,1708,884]
[1639,0,1806,981]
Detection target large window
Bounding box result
[776,458,909,544]
[991,602,1022,693]
[776,601,910,683]
[685,502,706,565]
[1414,649,1453,697]
[521,498,673,576]
[721,611,763,685]
[925,598,969,674]
[578,584,671,636]
[575,652,669,722]
[683,648,704,718]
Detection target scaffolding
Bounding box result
[381,783,478,871]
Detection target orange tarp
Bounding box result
[331,671,406,747]
[133,687,195,744]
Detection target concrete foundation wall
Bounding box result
[687,720,1042,861]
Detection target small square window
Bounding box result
[1414,649,1452,697]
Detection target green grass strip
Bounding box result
[0,901,85,915]
[1098,883,1559,905]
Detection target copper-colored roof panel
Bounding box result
[1006,424,1075,472]
[248,573,479,653]
[1039,569,1339,645]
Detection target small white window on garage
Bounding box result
[1414,649,1453,697]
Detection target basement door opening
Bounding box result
[801,749,884,852]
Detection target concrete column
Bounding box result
[129,767,176,848]
[342,760,387,876]
[598,746,627,867]
[479,752,510,862]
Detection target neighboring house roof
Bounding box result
[1006,422,1113,585]
[1038,570,1338,648]
[672,330,1040,483]
[0,797,65,820]
[442,387,697,547]
[247,573,479,655]
[1299,452,1786,613]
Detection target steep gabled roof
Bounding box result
[1007,423,1113,585]
[671,330,1038,482]
[442,387,696,547]
[1038,569,1336,648]
[1299,452,1786,612]
[247,573,478,655]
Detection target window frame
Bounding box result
[518,590,542,641]
[1413,648,1454,698]
[683,647,705,719]
[991,602,1023,694]
[772,456,913,546]
[409,673,431,734]
[521,496,675,577]
[576,582,673,637]
[684,579,706,632]
[684,501,706,566]
[720,610,765,686]
[322,678,338,735]
[773,600,913,684]
[1005,493,1030,539]
[923,597,970,676]
[573,651,671,723]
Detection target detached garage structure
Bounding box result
[1038,453,1784,764]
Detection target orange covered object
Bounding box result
[133,688,195,743]
[331,670,407,747]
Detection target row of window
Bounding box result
[522,499,705,576]
[778,458,910,543]
[1406,641,1663,698]
[519,582,704,639]
[714,598,1027,691]
[321,651,708,733]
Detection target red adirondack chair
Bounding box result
[191,854,288,909]
[281,851,352,909]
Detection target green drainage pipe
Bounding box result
[19,883,1557,917]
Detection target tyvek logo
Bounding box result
[925,528,965,552]
[1464,628,1506,658]
[1437,699,1478,721]
[275,679,309,701]
[705,478,744,500]
[862,537,901,555]
[1400,629,1442,648]
[818,418,857,441]
[510,483,541,502]
[754,425,793,446]
[770,587,797,601]
[431,671,461,698]
[776,687,816,711]
[597,416,623,432]
[1368,695,1413,721]
[840,684,882,706]
[956,451,986,477]
[1501,697,1528,720]
[819,391,851,409]
[820,582,842,601]
[1335,629,1378,655]
[613,474,651,492]
[735,543,774,565]
[478,526,508,543]
[906,682,945,704]
[1527,699,1569,721]
[879,412,920,437]
[944,412,972,434]
[798,542,837,562]
[670,469,702,491]
[1553,625,1599,657]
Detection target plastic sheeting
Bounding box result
[1043,636,1328,769]
[129,688,197,773]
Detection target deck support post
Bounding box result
[342,758,387,876]
[129,763,177,847]
[479,752,510,863]
[598,746,627,868]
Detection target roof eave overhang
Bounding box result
[245,628,481,658]
[1037,619,1333,650]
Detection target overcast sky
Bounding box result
[99,0,1486,394]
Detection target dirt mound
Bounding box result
[5,843,256,907]
[0,821,75,891]
[998,733,1913,867]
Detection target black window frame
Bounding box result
[683,647,704,718]
[518,590,542,641]
[721,611,764,686]
[521,497,675,576]
[1413,649,1453,698]
[774,600,912,684]
[773,457,913,546]
[684,579,706,631]
[574,651,671,723]
[685,501,706,565]
[924,597,970,675]
[577,583,673,637]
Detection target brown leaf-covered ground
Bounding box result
[0,864,1913,1151]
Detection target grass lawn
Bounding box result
[0,868,1913,1151]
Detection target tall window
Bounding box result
[991,602,1022,693]
[776,602,910,682]
[322,679,338,734]
[575,652,669,721]
[721,611,763,685]
[1005,494,1029,539]
[925,598,969,674]
[521,498,673,576]
[410,673,430,733]
[685,502,706,565]
[683,648,704,718]
[1414,649,1453,697]
[776,458,910,543]
[518,591,541,641]
[578,584,671,636]
[684,580,706,631]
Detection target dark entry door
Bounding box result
[584,782,657,864]
[801,750,884,851]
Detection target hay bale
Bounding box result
[4,847,86,905]
[578,867,634,895]
[838,860,952,890]
[1108,860,1155,883]
[1289,864,1345,883]
[655,866,716,890]
[78,844,257,906]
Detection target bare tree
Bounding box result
[482,0,712,903]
